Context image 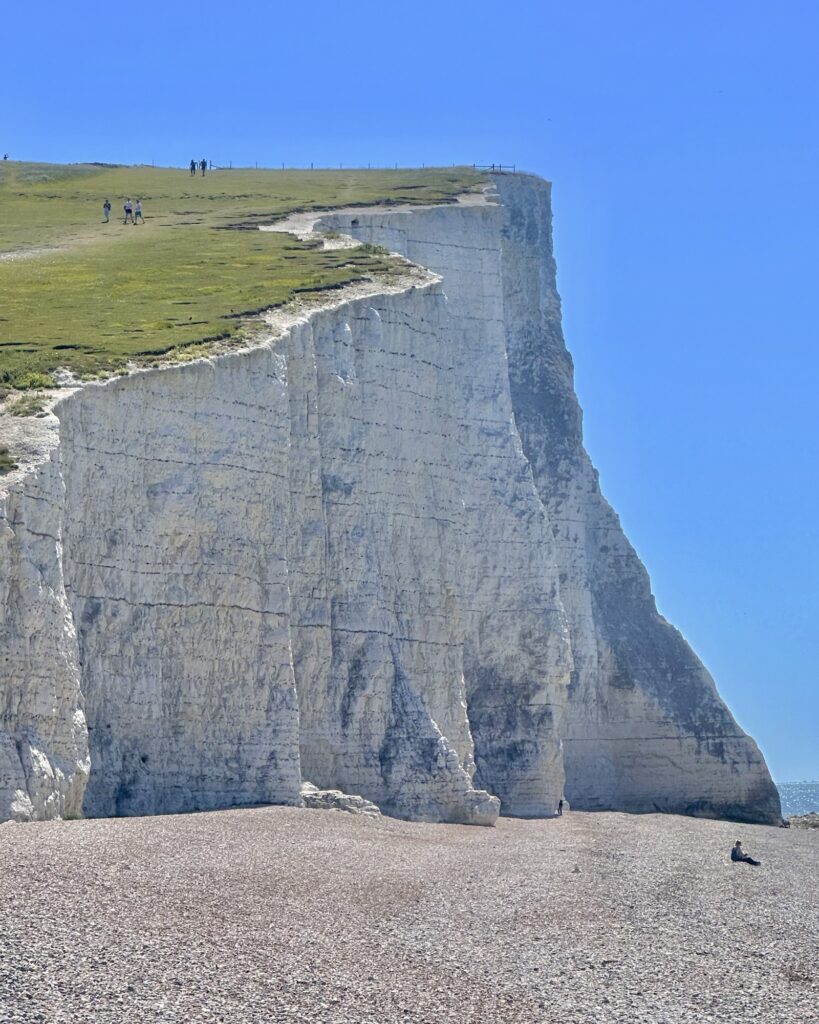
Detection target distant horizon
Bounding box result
[3,0,816,780]
[4,157,527,174]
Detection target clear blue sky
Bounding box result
[4,1,816,780]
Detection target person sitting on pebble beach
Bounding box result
[731,840,761,866]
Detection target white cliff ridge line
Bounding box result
[0,176,780,825]
[0,192,490,506]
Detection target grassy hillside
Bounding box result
[0,162,483,388]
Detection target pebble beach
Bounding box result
[0,808,815,1023]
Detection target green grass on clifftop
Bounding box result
[0,162,484,387]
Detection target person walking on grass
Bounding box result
[123,198,134,224]
[731,840,761,866]
[190,158,196,176]
[200,157,207,176]
[102,199,111,223]
[134,199,144,224]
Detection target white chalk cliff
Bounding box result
[0,174,781,826]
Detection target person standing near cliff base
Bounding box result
[557,798,564,816]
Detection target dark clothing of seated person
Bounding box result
[731,840,761,866]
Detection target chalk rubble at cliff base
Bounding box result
[0,175,781,826]
[300,781,381,816]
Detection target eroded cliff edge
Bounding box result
[0,175,781,825]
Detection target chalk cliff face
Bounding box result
[0,452,88,821]
[0,174,781,825]
[492,176,780,822]
[59,351,303,818]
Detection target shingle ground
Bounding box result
[0,808,815,1023]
